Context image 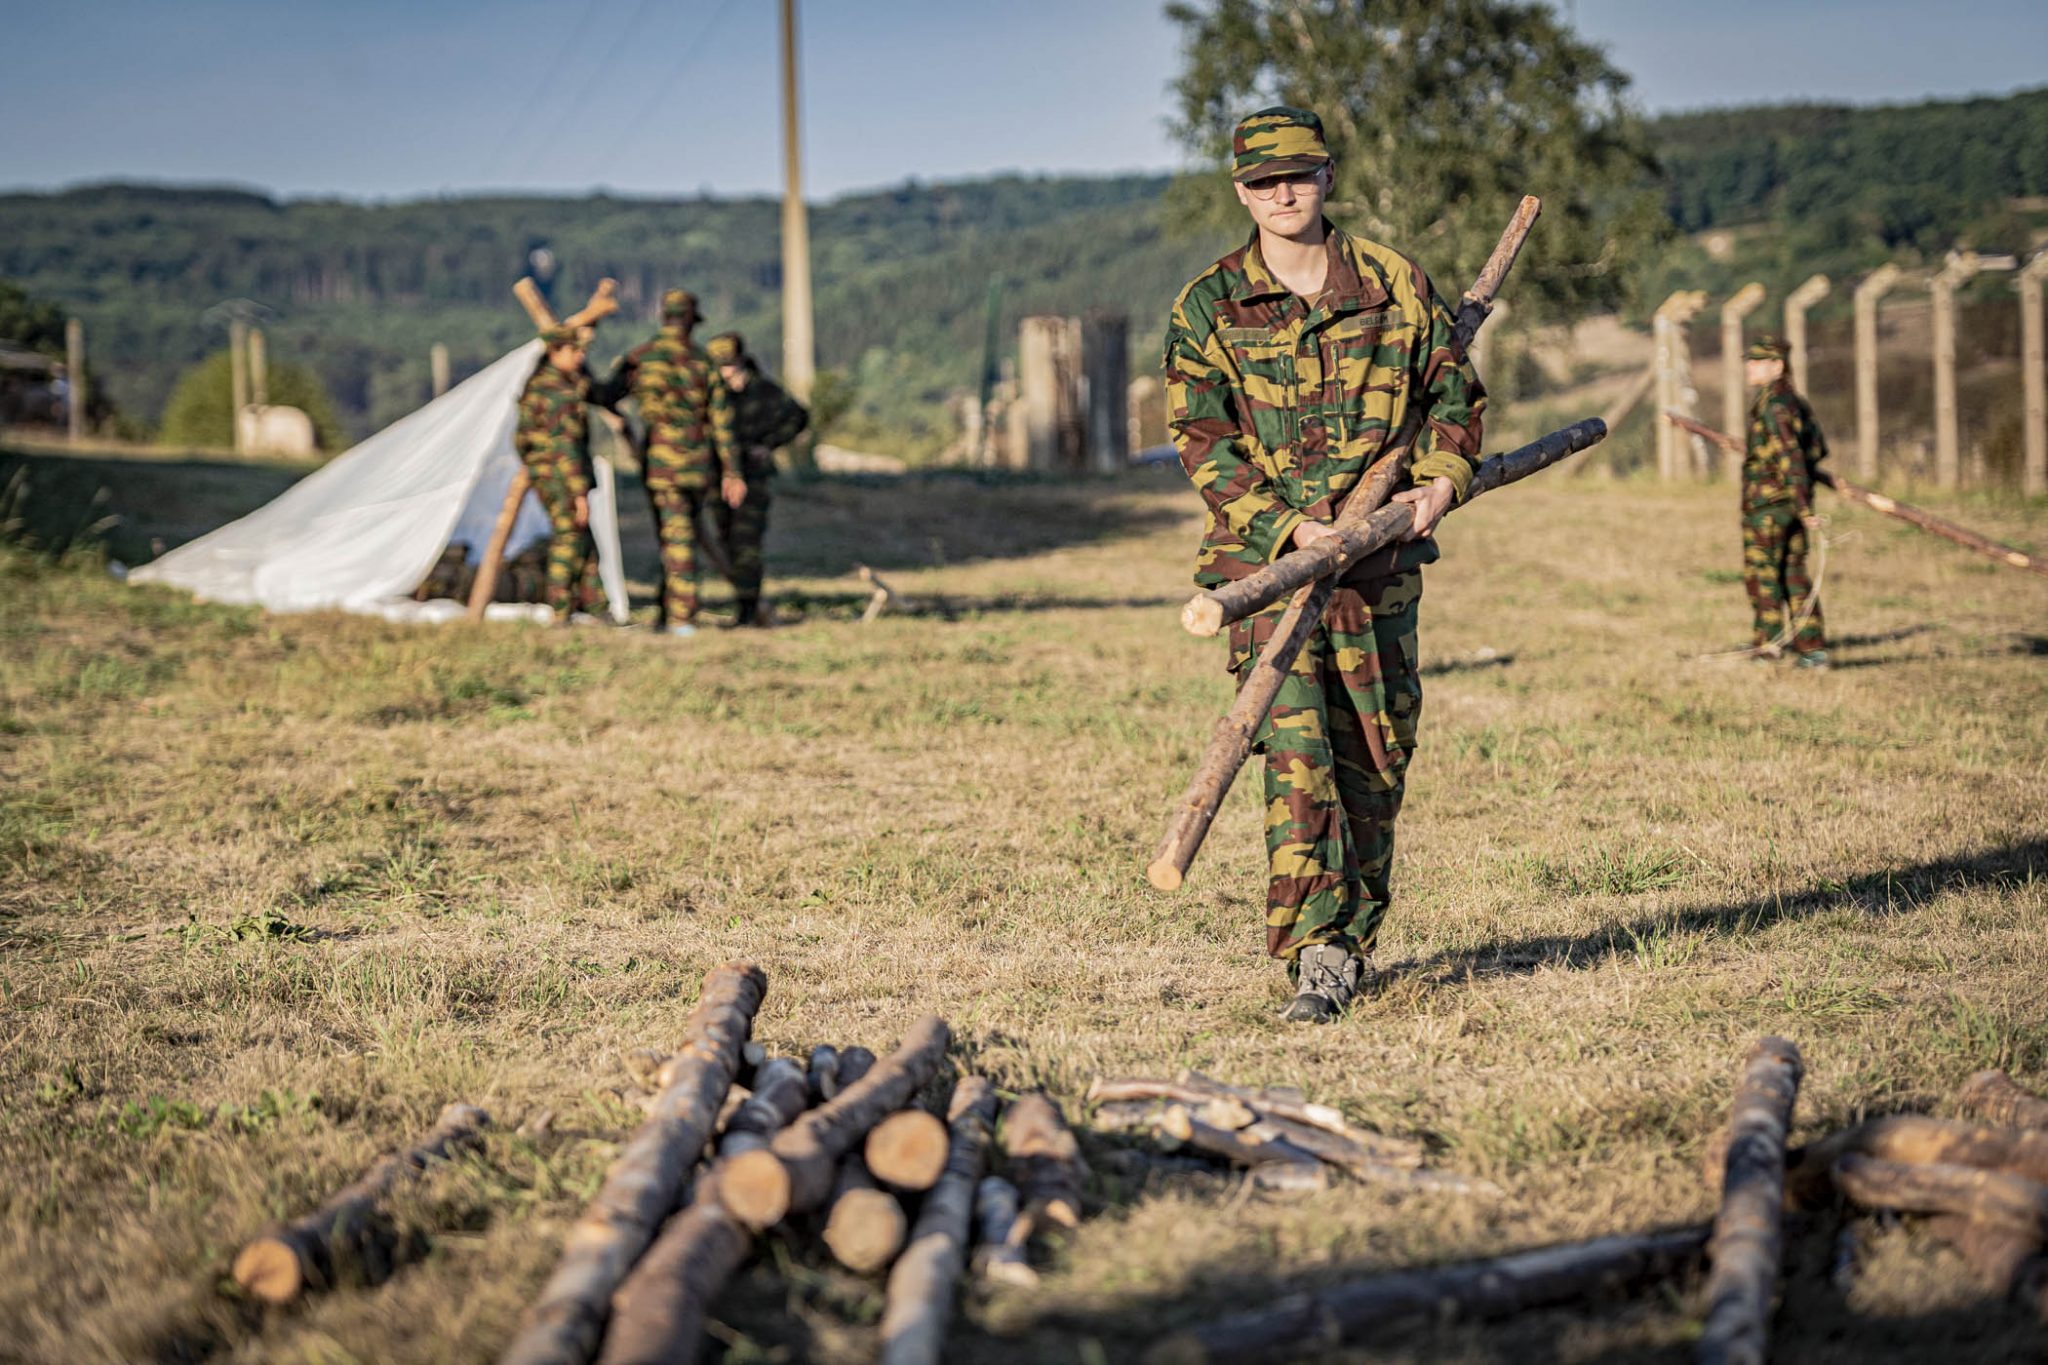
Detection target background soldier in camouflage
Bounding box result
[597,288,738,636]
[513,323,603,622]
[707,332,809,627]
[1165,106,1485,1023]
[1740,334,1828,667]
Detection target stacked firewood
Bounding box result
[491,962,1087,1365]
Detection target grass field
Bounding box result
[3,450,2046,1364]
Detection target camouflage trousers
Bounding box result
[1741,500,1825,654]
[712,478,771,610]
[643,467,712,627]
[529,473,600,620]
[1229,570,1423,960]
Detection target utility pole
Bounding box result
[64,318,85,443]
[1931,251,2016,489]
[1719,282,1765,471]
[1783,273,1830,395]
[1652,290,1707,480]
[1853,264,1901,482]
[779,0,815,404]
[248,327,269,407]
[2021,254,2048,499]
[228,317,250,453]
[431,342,451,399]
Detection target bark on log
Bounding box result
[232,1102,490,1303]
[594,1175,749,1365]
[1959,1070,2048,1132]
[1179,416,1607,637]
[716,1014,950,1231]
[1002,1091,1089,1236]
[972,1176,1040,1287]
[1147,196,1543,892]
[837,1046,877,1089]
[866,1108,951,1192]
[1664,411,2048,579]
[500,962,765,1365]
[1698,1035,1803,1365]
[1156,1104,1323,1175]
[820,1155,907,1274]
[1785,1116,2048,1208]
[1145,1227,1709,1365]
[878,1076,1000,1365]
[717,1058,810,1158]
[808,1045,842,1104]
[1830,1154,2048,1240]
[1088,1074,1423,1167]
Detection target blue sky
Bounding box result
[2,0,2043,201]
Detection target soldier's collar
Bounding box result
[1232,222,1388,312]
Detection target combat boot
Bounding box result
[1281,944,1373,1023]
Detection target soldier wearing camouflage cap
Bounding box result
[1739,333,1829,666]
[707,332,808,627]
[513,325,605,622]
[594,287,739,636]
[1164,105,1485,1022]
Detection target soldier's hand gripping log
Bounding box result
[1146,196,1543,893]
[1663,411,2048,580]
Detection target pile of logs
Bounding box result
[496,962,1088,1365]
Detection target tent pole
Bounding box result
[467,470,530,621]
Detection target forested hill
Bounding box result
[2,85,2044,456]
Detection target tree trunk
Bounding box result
[878,1076,999,1365]
[500,962,766,1365]
[1145,1227,1709,1365]
[1785,1117,2048,1207]
[866,1109,951,1191]
[1959,1070,2048,1132]
[1002,1092,1089,1237]
[716,1015,950,1231]
[1698,1036,1803,1365]
[1146,197,1542,893]
[232,1102,490,1303]
[1830,1154,2048,1239]
[972,1176,1039,1286]
[820,1155,907,1274]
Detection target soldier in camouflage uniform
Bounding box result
[597,288,738,636]
[1166,107,1485,1023]
[707,332,809,626]
[1740,334,1828,667]
[514,323,604,622]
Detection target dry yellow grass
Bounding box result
[2,459,2046,1363]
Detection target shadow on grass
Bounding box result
[1403,836,2048,988]
[0,450,311,566]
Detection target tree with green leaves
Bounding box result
[159,349,344,454]
[1166,0,1663,317]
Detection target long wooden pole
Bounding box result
[229,316,250,452]
[1720,283,1765,460]
[1146,197,1542,893]
[2021,255,2048,499]
[1697,1037,1803,1365]
[64,317,85,443]
[1853,264,1900,482]
[1783,274,1829,397]
[779,0,815,404]
[1664,411,2048,579]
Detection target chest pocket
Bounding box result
[1219,327,1298,465]
[1322,307,1415,454]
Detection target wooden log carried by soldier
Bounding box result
[717,1015,951,1231]
[499,962,765,1365]
[1001,1091,1089,1239]
[878,1076,1001,1365]
[1143,1226,1710,1365]
[1179,415,1609,638]
[1147,196,1544,893]
[1664,411,2048,580]
[232,1101,490,1303]
[1959,1070,2048,1132]
[1698,1036,1803,1365]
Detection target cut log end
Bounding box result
[714,1148,793,1232]
[1146,859,1184,892]
[1180,595,1224,638]
[867,1109,951,1192]
[231,1237,307,1303]
[824,1187,909,1274]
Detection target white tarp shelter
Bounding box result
[129,342,630,624]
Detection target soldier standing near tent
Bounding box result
[597,288,739,636]
[707,332,808,627]
[1164,107,1484,1023]
[514,324,605,623]
[1739,335,1829,668]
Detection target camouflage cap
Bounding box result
[661,287,699,319]
[539,323,580,347]
[1232,106,1333,182]
[1745,334,1791,362]
[706,332,745,366]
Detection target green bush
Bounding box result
[158,349,345,453]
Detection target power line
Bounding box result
[477,0,632,185]
[605,0,747,180]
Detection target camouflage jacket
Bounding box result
[727,365,809,479]
[513,358,594,498]
[1165,222,1485,591]
[1743,380,1826,510]
[598,328,735,479]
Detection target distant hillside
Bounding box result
[2,85,2043,457]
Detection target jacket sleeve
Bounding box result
[766,390,810,448]
[1165,300,1305,561]
[589,350,636,412]
[1796,400,1828,509]
[708,370,738,478]
[1405,269,1487,502]
[1762,396,1810,509]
